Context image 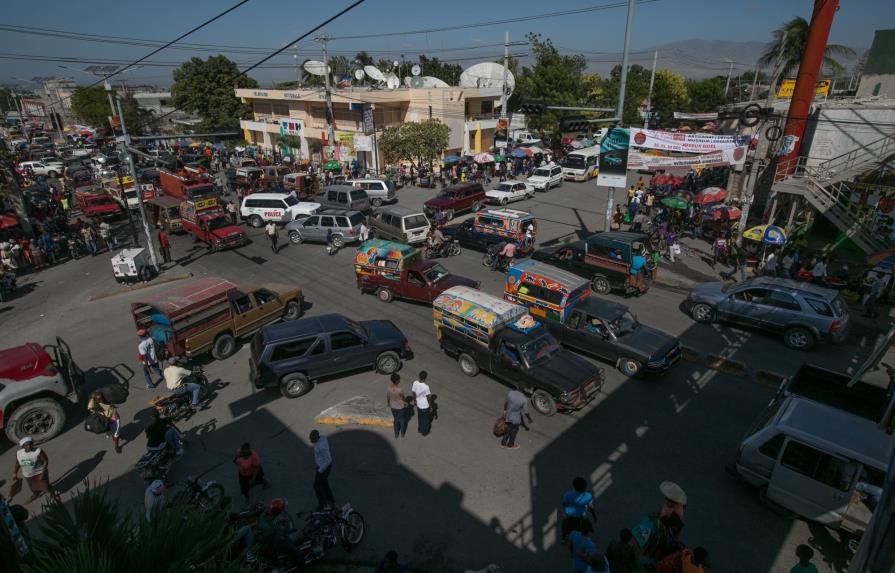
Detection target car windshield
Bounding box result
[207,217,231,231]
[347,212,365,226]
[533,168,550,177]
[563,156,586,169]
[344,317,368,338]
[519,332,561,366]
[423,263,450,283]
[494,183,514,192]
[436,190,456,199]
[607,311,639,337]
[283,195,299,206]
[404,214,429,230]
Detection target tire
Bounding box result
[376,351,401,374]
[4,399,66,444]
[280,373,312,399]
[197,483,226,512]
[289,231,303,244]
[530,390,557,416]
[458,353,479,376]
[211,333,236,360]
[283,300,303,321]
[249,215,263,228]
[377,288,394,303]
[139,267,153,282]
[444,210,454,221]
[784,327,815,351]
[500,198,508,206]
[691,303,716,323]
[371,198,383,207]
[331,234,344,248]
[449,243,462,256]
[591,276,611,295]
[47,171,58,178]
[482,253,496,268]
[618,357,642,377]
[342,511,366,546]
[472,201,483,212]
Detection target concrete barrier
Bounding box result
[315,395,392,428]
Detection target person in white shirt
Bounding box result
[411,371,433,436]
[811,257,827,284]
[764,249,779,277]
[310,430,334,509]
[144,479,166,522]
[137,329,164,389]
[265,222,278,254]
[359,222,369,242]
[163,358,201,409]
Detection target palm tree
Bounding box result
[759,16,855,78]
[354,51,374,68]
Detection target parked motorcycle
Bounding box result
[424,239,461,259]
[167,475,226,513]
[152,365,210,420]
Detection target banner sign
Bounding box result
[353,135,373,152]
[362,107,375,134]
[776,78,831,98]
[628,146,748,171]
[630,128,751,153]
[495,118,509,149]
[279,119,303,136]
[672,112,718,121]
[336,132,356,160]
[597,127,630,188]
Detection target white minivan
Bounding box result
[240,192,320,227]
[526,165,564,191]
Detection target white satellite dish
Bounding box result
[411,64,421,77]
[303,60,329,76]
[410,76,424,88]
[354,69,365,81]
[392,61,399,70]
[459,62,514,91]
[363,65,385,83]
[420,76,450,88]
[385,73,400,90]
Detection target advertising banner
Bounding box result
[336,132,356,160]
[628,146,748,170]
[353,135,373,152]
[630,128,751,153]
[597,127,630,188]
[672,112,718,121]
[495,118,509,149]
[279,118,303,136]
[776,78,831,98]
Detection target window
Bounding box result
[326,191,337,202]
[347,212,365,226]
[481,100,493,114]
[765,290,801,311]
[245,199,262,208]
[270,338,316,362]
[519,281,564,305]
[320,216,335,228]
[232,294,252,314]
[733,287,768,303]
[350,190,367,201]
[330,331,363,350]
[780,440,856,492]
[804,298,832,316]
[262,199,284,209]
[253,289,276,305]
[336,217,349,227]
[758,434,785,460]
[407,271,425,285]
[337,192,348,204]
[568,311,583,330]
[303,216,319,227]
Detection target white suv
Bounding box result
[346,179,397,207]
[18,161,64,178]
[240,192,320,227]
[527,165,564,191]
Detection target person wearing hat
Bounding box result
[144,479,166,522]
[137,328,164,390]
[658,481,687,521]
[12,437,52,503]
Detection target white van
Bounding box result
[526,165,564,191]
[240,192,320,227]
[346,179,396,207]
[561,146,600,181]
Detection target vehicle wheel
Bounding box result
[591,276,611,295]
[47,171,58,178]
[376,351,401,374]
[526,193,534,200]
[691,303,716,323]
[249,215,263,228]
[618,358,642,377]
[530,390,557,416]
[211,333,236,360]
[197,483,226,512]
[331,234,344,248]
[482,253,496,268]
[283,300,303,321]
[377,288,394,303]
[784,327,815,351]
[280,373,312,399]
[500,198,508,206]
[472,201,483,212]
[4,399,66,444]
[139,266,154,282]
[558,178,563,187]
[342,511,366,546]
[289,231,303,244]
[449,243,462,256]
[458,353,479,376]
[444,210,454,221]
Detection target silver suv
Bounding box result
[285,209,366,248]
[684,277,849,350]
[346,179,397,207]
[368,205,430,245]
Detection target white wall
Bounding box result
[857,74,895,98]
[803,104,895,166]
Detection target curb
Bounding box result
[314,395,393,428]
[87,272,193,301]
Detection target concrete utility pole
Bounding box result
[644,50,658,129]
[724,60,734,97]
[749,61,761,100]
[615,0,636,126]
[501,31,509,116]
[317,34,338,162]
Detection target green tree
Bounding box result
[759,16,855,78]
[274,80,300,89]
[0,88,15,114]
[686,76,729,113]
[354,51,374,68]
[171,55,258,130]
[649,69,690,128]
[328,55,350,82]
[380,119,450,172]
[589,64,652,127]
[70,86,151,133]
[417,55,462,86]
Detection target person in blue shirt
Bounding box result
[629,247,646,293]
[561,476,595,541]
[569,530,599,573]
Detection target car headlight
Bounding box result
[559,391,572,404]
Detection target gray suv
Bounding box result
[284,209,365,247]
[319,185,372,214]
[684,277,849,350]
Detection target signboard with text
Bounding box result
[776,78,831,98]
[362,107,375,134]
[630,129,751,153]
[597,127,630,188]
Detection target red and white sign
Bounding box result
[630,129,751,153]
[628,146,748,171]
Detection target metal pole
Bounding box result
[115,166,140,246]
[724,60,734,97]
[644,50,658,129]
[605,187,615,231]
[501,31,509,117]
[318,34,338,162]
[615,0,635,126]
[115,95,159,271]
[104,81,117,116]
[750,62,761,100]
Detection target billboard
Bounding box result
[630,129,751,153]
[596,127,630,188]
[776,78,832,98]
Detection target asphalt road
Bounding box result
[0,177,885,573]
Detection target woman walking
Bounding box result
[12,436,53,503]
[233,442,269,505]
[88,391,122,453]
[386,374,408,438]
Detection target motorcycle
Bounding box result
[168,475,226,513]
[483,242,513,272]
[134,429,186,482]
[152,365,210,420]
[425,239,461,259]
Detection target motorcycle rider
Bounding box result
[427,226,446,255]
[163,357,202,413]
[493,241,517,271]
[255,499,307,569]
[145,409,182,456]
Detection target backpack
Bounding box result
[84,412,109,434]
[99,383,129,405]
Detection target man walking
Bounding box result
[386,373,408,438]
[137,329,164,389]
[501,385,532,449]
[99,221,114,251]
[157,230,172,264]
[310,430,335,509]
[265,221,278,254]
[411,371,433,436]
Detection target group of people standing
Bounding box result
[386,371,436,438]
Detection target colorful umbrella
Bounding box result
[675,190,694,202]
[494,154,506,162]
[660,197,689,210]
[868,249,895,266]
[695,187,727,204]
[511,147,534,158]
[474,152,495,163]
[705,205,741,221]
[743,224,786,245]
[0,214,20,230]
[323,160,341,171]
[442,155,461,164]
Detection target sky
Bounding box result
[0,0,890,89]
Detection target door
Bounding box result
[326,330,368,375]
[767,438,857,525]
[581,313,616,361]
[252,288,283,324]
[561,309,591,352]
[490,338,523,381]
[404,270,432,302]
[717,287,772,328]
[319,215,337,241]
[760,289,804,333]
[301,216,322,241]
[230,291,268,336]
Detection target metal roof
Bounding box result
[134,277,235,317]
[509,259,589,291]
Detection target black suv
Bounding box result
[249,314,413,398]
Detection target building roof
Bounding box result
[509,259,590,292]
[864,29,895,75]
[235,86,502,104]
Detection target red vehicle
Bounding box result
[354,239,479,304]
[75,188,122,220]
[159,167,215,202]
[180,198,247,250]
[423,182,486,221]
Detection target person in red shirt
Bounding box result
[157,230,171,264]
[233,442,269,505]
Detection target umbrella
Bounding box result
[474,152,495,163]
[695,187,727,204]
[510,148,532,158]
[868,249,895,266]
[442,155,461,164]
[323,160,341,171]
[660,197,689,210]
[705,205,741,221]
[0,215,19,230]
[675,190,694,202]
[743,224,786,245]
[494,154,506,162]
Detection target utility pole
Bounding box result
[317,34,338,162]
[615,0,636,127]
[749,61,761,100]
[114,95,159,271]
[724,60,734,97]
[501,31,510,149]
[644,50,658,129]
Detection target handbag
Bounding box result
[84,412,109,434]
[99,383,129,405]
[493,417,508,437]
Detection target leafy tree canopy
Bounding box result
[171,55,258,131]
[379,119,450,171]
[759,16,855,78]
[70,86,150,134]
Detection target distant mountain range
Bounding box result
[586,38,867,80]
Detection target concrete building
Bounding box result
[132,88,200,128]
[39,77,76,113]
[857,29,895,98]
[234,86,524,167]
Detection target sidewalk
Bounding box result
[651,235,722,291]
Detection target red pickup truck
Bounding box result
[423,182,486,221]
[75,188,122,220]
[180,198,247,250]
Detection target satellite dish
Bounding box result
[410,76,424,88]
[363,65,385,83]
[403,77,413,87]
[420,76,450,88]
[459,62,514,90]
[411,64,421,77]
[303,60,329,76]
[354,69,365,81]
[393,61,399,70]
[386,73,400,90]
